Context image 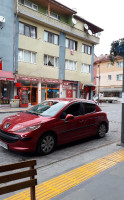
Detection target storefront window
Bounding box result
[47,89,59,98]
[0,81,10,104]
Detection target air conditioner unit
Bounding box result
[0,16,5,23]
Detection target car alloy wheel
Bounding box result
[97,123,106,138]
[38,134,55,155]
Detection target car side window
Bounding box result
[60,103,82,119]
[83,103,96,114]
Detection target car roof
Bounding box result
[48,98,95,104]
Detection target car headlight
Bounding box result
[16,124,41,133]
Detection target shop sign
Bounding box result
[15,83,22,87]
[42,78,61,83]
[16,76,40,82]
[67,89,72,98]
[62,82,70,88]
[0,77,15,81]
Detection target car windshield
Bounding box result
[40,102,68,117]
[26,101,58,115]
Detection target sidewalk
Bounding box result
[0,104,30,113]
[1,143,124,200]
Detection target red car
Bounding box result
[0,98,109,155]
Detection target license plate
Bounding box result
[0,140,8,150]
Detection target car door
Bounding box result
[56,102,87,144]
[81,102,98,137]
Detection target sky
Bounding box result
[58,0,124,57]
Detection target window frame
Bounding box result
[18,49,36,64]
[108,63,111,68]
[46,10,60,21]
[82,44,91,55]
[44,55,59,67]
[65,38,77,51]
[117,74,123,81]
[108,75,112,80]
[81,64,91,73]
[21,0,38,11]
[65,60,77,71]
[117,61,123,68]
[19,22,37,39]
[44,30,59,45]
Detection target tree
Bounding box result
[109,38,124,64]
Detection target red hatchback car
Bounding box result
[0,99,109,155]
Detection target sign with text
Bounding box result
[67,89,72,98]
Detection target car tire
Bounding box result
[37,133,56,155]
[97,123,106,138]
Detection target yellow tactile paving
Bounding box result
[4,149,124,200]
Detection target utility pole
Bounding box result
[97,64,100,105]
[120,57,124,144]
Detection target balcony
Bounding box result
[18,4,100,45]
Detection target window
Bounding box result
[108,63,111,68]
[83,103,96,114]
[44,31,59,45]
[81,64,91,73]
[60,103,82,119]
[47,11,60,20]
[65,38,77,51]
[18,49,36,64]
[44,55,59,67]
[117,74,123,81]
[82,44,91,54]
[19,22,37,38]
[20,0,38,11]
[117,61,123,68]
[108,75,112,80]
[65,60,77,71]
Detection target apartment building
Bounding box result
[94,55,123,99]
[0,0,103,105]
[0,0,15,104]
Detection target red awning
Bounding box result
[0,70,15,81]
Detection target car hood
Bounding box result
[0,112,53,132]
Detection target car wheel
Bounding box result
[97,123,106,138]
[37,133,56,155]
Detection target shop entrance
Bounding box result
[31,88,38,105]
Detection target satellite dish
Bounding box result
[97,32,101,37]
[84,23,88,30]
[0,16,5,23]
[72,18,77,25]
[88,29,92,35]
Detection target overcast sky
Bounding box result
[58,0,124,57]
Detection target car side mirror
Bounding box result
[65,114,74,121]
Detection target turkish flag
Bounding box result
[0,60,2,70]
